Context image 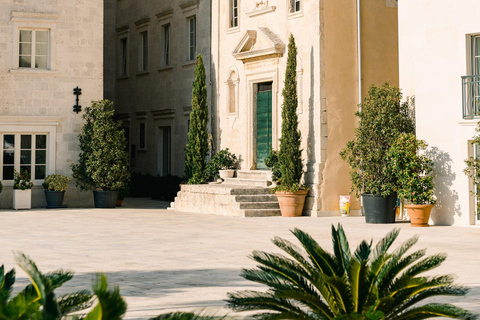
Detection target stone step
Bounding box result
[237,170,271,180]
[223,178,271,187]
[244,209,281,217]
[229,187,273,195]
[235,194,277,202]
[239,202,280,210]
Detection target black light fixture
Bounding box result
[73,86,82,114]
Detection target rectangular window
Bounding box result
[158,127,171,176]
[19,29,49,69]
[139,31,148,71]
[119,37,128,76]
[1,133,47,181]
[230,0,238,28]
[162,24,170,66]
[139,122,146,149]
[462,35,480,119]
[186,16,196,61]
[290,0,301,12]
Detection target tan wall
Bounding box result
[320,0,399,212]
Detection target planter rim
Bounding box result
[405,204,434,208]
[275,189,308,195]
[361,193,396,198]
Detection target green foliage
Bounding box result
[340,83,415,198]
[389,133,435,204]
[42,175,71,192]
[464,122,480,213]
[0,252,93,320]
[277,34,305,192]
[205,148,238,180]
[150,313,231,320]
[185,55,209,185]
[13,169,34,190]
[117,187,130,201]
[86,274,127,320]
[71,100,130,191]
[227,224,477,320]
[264,149,281,182]
[0,181,3,194]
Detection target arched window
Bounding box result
[226,68,239,115]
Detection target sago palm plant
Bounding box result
[227,224,477,320]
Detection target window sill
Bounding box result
[182,60,196,67]
[117,75,129,80]
[136,71,150,77]
[287,11,304,20]
[137,148,147,152]
[459,120,479,126]
[227,26,240,35]
[9,68,58,75]
[158,65,173,72]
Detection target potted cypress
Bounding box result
[273,35,309,217]
[71,100,130,208]
[389,133,436,227]
[13,169,34,210]
[42,174,71,208]
[340,83,414,223]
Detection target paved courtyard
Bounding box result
[1,197,480,319]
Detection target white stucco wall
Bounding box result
[399,0,480,225]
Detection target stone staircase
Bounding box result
[170,171,280,217]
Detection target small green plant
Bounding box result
[42,174,71,192]
[13,169,34,190]
[340,83,415,198]
[227,224,477,320]
[71,100,130,191]
[464,122,480,213]
[273,35,308,193]
[389,133,435,205]
[184,55,209,185]
[205,148,238,180]
[118,186,130,201]
[264,149,281,182]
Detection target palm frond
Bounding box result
[150,311,233,320]
[89,273,127,320]
[0,266,15,307]
[45,270,74,290]
[57,290,93,316]
[331,224,352,274]
[347,259,370,314]
[390,303,478,320]
[352,240,372,264]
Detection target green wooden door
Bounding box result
[256,84,272,169]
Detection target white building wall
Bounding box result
[399,0,480,225]
[0,0,104,208]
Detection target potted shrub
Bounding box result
[273,35,309,217]
[42,174,71,208]
[389,133,436,227]
[71,100,130,208]
[340,82,414,223]
[116,187,130,207]
[13,169,34,210]
[205,148,238,181]
[264,148,281,186]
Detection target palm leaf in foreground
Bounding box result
[227,224,477,320]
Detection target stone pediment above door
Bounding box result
[232,28,285,63]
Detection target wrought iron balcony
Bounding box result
[462,75,480,119]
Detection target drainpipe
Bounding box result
[357,0,364,215]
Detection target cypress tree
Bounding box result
[277,34,304,191]
[184,54,209,184]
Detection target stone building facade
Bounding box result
[211,0,400,215]
[107,0,211,178]
[0,0,104,208]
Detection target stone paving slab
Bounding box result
[1,197,480,319]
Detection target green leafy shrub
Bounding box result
[264,149,281,182]
[340,83,415,198]
[464,122,480,213]
[42,174,71,192]
[227,224,476,320]
[13,169,34,190]
[389,133,435,204]
[205,148,238,180]
[184,55,209,185]
[273,35,308,193]
[71,100,130,191]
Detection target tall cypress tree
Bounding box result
[184,54,209,184]
[277,34,304,191]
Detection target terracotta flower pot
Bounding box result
[275,190,308,217]
[405,204,434,227]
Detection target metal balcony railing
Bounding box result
[462,75,480,119]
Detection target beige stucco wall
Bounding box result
[111,0,211,178]
[0,0,103,208]
[399,0,480,226]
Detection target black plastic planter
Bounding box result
[93,191,118,208]
[44,191,65,208]
[362,193,397,224]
